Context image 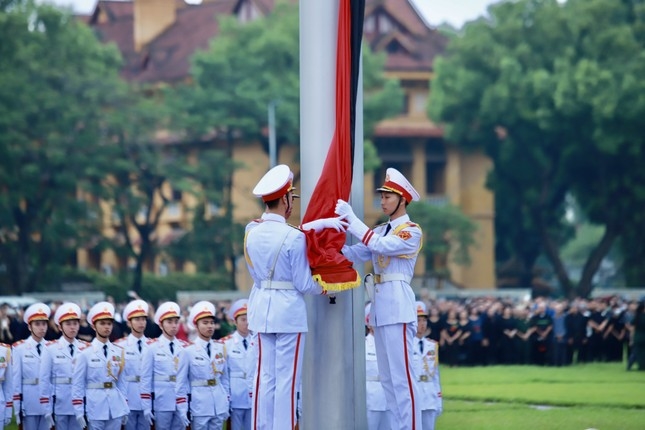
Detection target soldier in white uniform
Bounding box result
[40,302,87,430]
[0,341,13,429]
[365,303,395,430]
[114,300,149,430]
[12,302,51,430]
[244,164,345,430]
[71,301,129,430]
[412,302,442,430]
[178,301,230,429]
[140,301,190,430]
[336,167,423,430]
[223,299,256,430]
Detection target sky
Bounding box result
[43,0,498,28]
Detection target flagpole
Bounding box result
[300,0,366,428]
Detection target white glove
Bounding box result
[437,407,443,416]
[121,414,129,425]
[75,415,86,429]
[144,409,155,426]
[45,413,55,428]
[301,216,348,233]
[15,411,20,425]
[179,410,190,427]
[334,199,358,224]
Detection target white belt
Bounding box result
[366,376,380,382]
[54,377,72,384]
[87,382,115,389]
[191,379,218,387]
[125,376,141,382]
[373,273,411,284]
[230,372,248,379]
[260,280,294,290]
[22,378,39,385]
[155,375,177,382]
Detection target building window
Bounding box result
[378,14,392,33]
[364,15,375,33]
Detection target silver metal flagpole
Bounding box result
[300,0,366,428]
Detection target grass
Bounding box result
[437,363,645,430]
[5,363,644,429]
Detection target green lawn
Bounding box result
[6,364,644,429]
[437,363,645,430]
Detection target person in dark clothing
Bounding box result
[551,303,568,366]
[467,307,486,366]
[629,301,645,370]
[530,303,553,365]
[440,310,461,366]
[565,303,588,364]
[498,306,517,364]
[603,308,627,362]
[457,309,472,366]
[587,300,609,362]
[427,307,442,343]
[482,305,501,365]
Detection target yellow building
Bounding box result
[81,0,495,290]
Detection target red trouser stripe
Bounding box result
[291,333,302,430]
[403,323,416,429]
[253,333,262,430]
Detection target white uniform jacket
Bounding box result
[140,337,189,413]
[114,334,148,411]
[39,338,88,416]
[0,344,12,421]
[342,215,421,326]
[71,339,129,420]
[223,331,257,409]
[245,213,323,333]
[178,338,229,418]
[411,338,442,411]
[12,337,46,416]
[365,334,387,412]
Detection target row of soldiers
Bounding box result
[0,297,255,430]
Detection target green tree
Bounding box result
[0,0,123,293]
[429,0,645,298]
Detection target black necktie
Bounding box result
[36,344,42,356]
[243,338,248,350]
[137,339,142,353]
[419,339,423,354]
[384,223,392,235]
[69,344,74,357]
[206,342,211,358]
[103,344,108,358]
[169,342,174,355]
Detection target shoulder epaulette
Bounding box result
[112,343,123,349]
[114,336,127,345]
[406,222,419,228]
[287,223,301,230]
[252,218,263,223]
[0,342,10,348]
[12,339,25,348]
[78,342,90,351]
[46,340,58,346]
[146,338,159,345]
[428,339,438,345]
[219,334,233,342]
[178,339,192,347]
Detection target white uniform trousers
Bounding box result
[252,332,304,430]
[22,416,50,430]
[124,410,146,430]
[87,419,122,430]
[374,323,420,430]
[231,408,252,430]
[155,410,184,430]
[368,409,395,430]
[56,414,82,430]
[192,414,227,430]
[421,410,438,430]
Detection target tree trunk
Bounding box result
[576,225,618,298]
[534,209,574,298]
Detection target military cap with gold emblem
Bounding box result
[54,302,82,325]
[154,301,181,326]
[122,299,149,321]
[227,299,248,322]
[23,302,51,324]
[187,300,216,330]
[252,164,298,202]
[87,301,115,326]
[415,301,428,317]
[376,167,420,203]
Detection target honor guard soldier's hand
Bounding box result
[144,409,154,425]
[334,199,358,224]
[301,216,348,233]
[45,413,55,428]
[75,415,86,429]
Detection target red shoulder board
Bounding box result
[0,342,9,348]
[12,340,25,347]
[78,342,90,351]
[46,340,58,346]
[252,218,263,223]
[219,334,233,342]
[146,338,159,345]
[179,339,192,347]
[112,343,123,349]
[114,336,127,345]
[406,222,418,228]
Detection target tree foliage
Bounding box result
[430,0,645,298]
[0,0,123,293]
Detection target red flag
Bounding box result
[302,0,365,292]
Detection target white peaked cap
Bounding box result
[54,302,82,325]
[123,299,149,321]
[187,300,216,330]
[154,301,181,326]
[376,167,420,203]
[252,164,297,202]
[87,301,115,325]
[24,303,51,324]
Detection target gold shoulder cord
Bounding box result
[377,223,423,269]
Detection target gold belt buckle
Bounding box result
[103,382,113,388]
[169,375,177,382]
[419,375,429,382]
[374,274,382,284]
[207,379,217,386]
